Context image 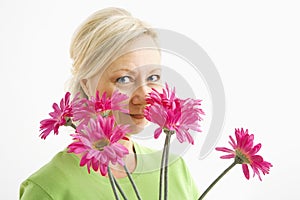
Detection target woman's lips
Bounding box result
[129,114,145,119]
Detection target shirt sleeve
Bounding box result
[189,170,201,200]
[20,180,53,200]
[181,158,201,199]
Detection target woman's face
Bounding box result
[96,48,161,134]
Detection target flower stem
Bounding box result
[159,137,167,200]
[159,130,172,200]
[198,161,237,200]
[70,122,77,130]
[112,176,128,200]
[163,131,172,200]
[107,166,120,200]
[124,165,142,200]
[65,118,77,130]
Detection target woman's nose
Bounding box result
[131,85,152,105]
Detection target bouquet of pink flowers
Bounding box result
[39,83,272,200]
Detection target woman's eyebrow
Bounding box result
[149,68,161,73]
[111,68,138,75]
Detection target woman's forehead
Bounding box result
[106,49,161,73]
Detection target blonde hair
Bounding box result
[68,7,158,98]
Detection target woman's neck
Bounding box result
[109,138,137,178]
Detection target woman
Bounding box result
[20,7,200,199]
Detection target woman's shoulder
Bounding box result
[27,150,78,181]
[20,150,81,199]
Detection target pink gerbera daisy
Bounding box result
[145,83,178,109]
[39,92,80,139]
[73,90,128,132]
[144,83,204,144]
[68,115,130,176]
[216,128,273,181]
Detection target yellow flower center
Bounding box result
[93,139,109,151]
[100,110,111,117]
[163,128,175,135]
[235,149,251,164]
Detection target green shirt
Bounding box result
[20,142,200,199]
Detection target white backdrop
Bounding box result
[1,0,299,199]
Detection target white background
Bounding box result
[1,0,299,199]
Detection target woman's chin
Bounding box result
[114,112,148,134]
[128,118,148,134]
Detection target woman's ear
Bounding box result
[80,79,90,97]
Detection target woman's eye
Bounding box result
[116,76,132,84]
[147,74,160,82]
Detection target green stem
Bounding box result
[198,161,237,200]
[65,118,77,130]
[163,131,172,200]
[108,167,120,200]
[159,130,173,200]
[112,175,128,200]
[70,122,77,130]
[159,132,168,200]
[124,165,142,200]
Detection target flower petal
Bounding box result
[216,128,272,180]
[242,164,250,180]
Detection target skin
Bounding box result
[95,43,162,178]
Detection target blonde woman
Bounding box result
[20,7,200,199]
